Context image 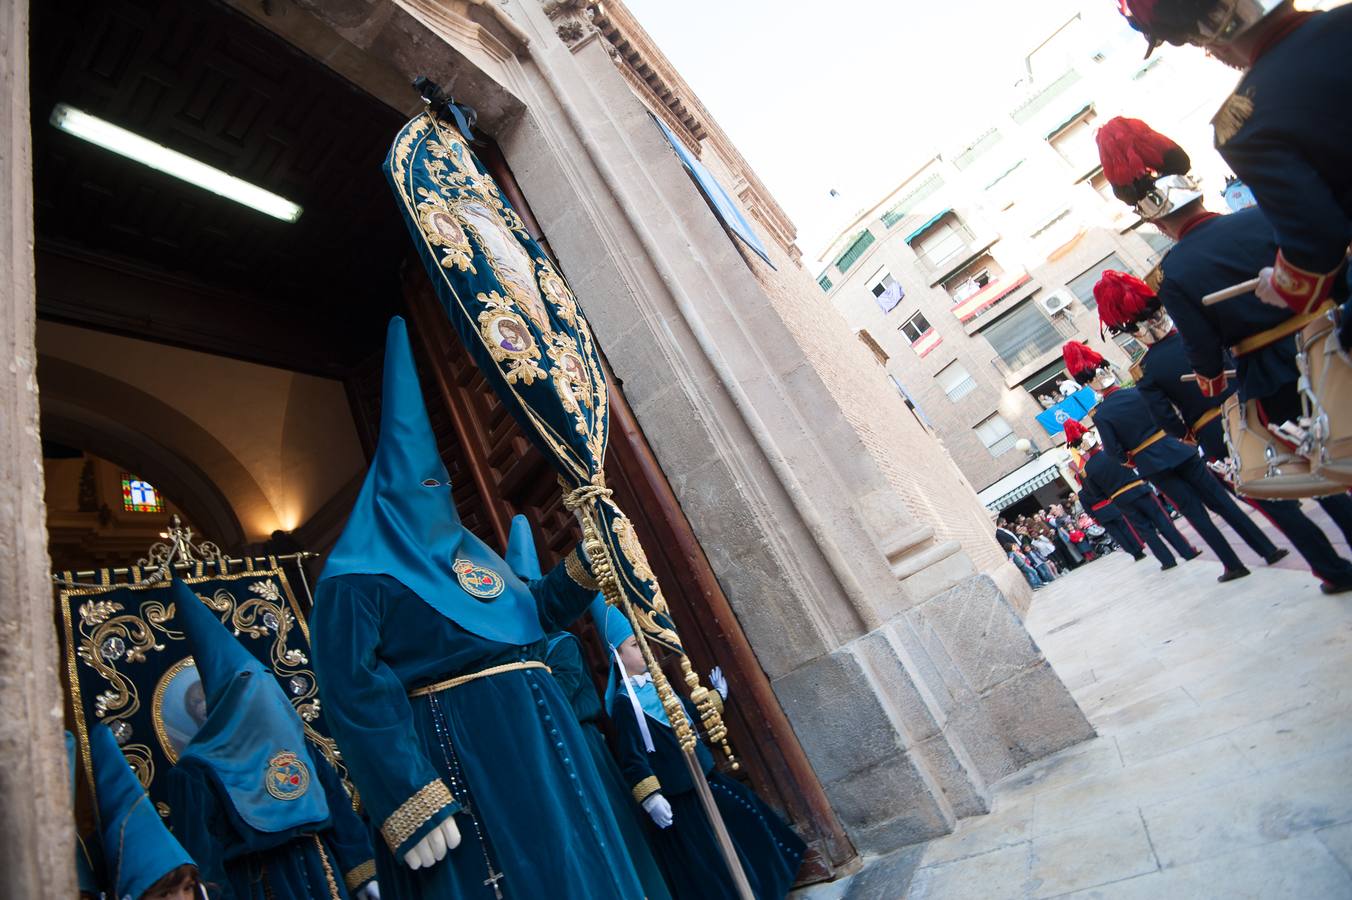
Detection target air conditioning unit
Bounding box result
[1040,289,1074,315]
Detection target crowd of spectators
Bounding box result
[994,501,1117,590]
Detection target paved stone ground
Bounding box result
[798,532,1352,899]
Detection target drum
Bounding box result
[1300,310,1352,484]
[1222,394,1342,499]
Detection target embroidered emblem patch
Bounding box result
[1212,90,1254,148]
[454,559,506,600]
[265,750,310,801]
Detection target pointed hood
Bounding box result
[319,317,544,646]
[505,514,544,581]
[66,732,103,896]
[171,578,328,834]
[89,723,195,900]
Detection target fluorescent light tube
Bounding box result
[50,103,303,223]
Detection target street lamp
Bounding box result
[1015,437,1039,460]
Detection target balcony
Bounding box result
[951,269,1033,326]
[989,314,1080,385]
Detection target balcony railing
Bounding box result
[989,315,1079,380]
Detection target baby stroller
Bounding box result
[1073,514,1115,559]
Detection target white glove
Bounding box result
[708,666,728,701]
[356,882,381,900]
[641,792,674,829]
[403,816,462,870]
[1254,267,1288,310]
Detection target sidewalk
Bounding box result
[800,546,1352,899]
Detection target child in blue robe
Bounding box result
[164,578,378,900]
[506,515,672,900]
[590,599,805,899]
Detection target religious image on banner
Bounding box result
[58,560,347,822]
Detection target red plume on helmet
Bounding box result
[1096,116,1191,204]
[1062,341,1106,384]
[1063,418,1089,447]
[1095,270,1159,330]
[1122,0,1159,28]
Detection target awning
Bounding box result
[904,208,952,244]
[951,270,1031,323]
[652,115,774,267]
[985,466,1063,512]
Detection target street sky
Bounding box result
[623,0,1129,267]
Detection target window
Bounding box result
[936,361,977,401]
[856,330,889,366]
[944,254,1004,303]
[911,214,974,274]
[882,174,945,227]
[817,273,833,293]
[836,230,877,274]
[122,474,164,513]
[1068,253,1131,311]
[975,413,1017,456]
[1048,108,1100,175]
[1030,210,1080,258]
[1112,332,1147,364]
[867,266,904,312]
[899,311,933,344]
[1132,224,1174,258]
[979,301,1062,371]
[1021,359,1069,409]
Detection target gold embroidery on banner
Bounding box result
[1212,90,1254,147]
[564,549,600,590]
[345,860,377,892]
[59,567,346,816]
[381,779,456,853]
[632,776,661,803]
[477,292,548,386]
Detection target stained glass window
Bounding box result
[122,474,163,513]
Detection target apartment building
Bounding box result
[818,12,1241,513]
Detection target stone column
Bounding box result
[0,0,75,892]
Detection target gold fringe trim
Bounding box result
[632,776,661,803]
[1212,91,1254,147]
[345,859,377,891]
[381,780,455,853]
[564,547,600,590]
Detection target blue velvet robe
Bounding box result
[545,634,672,900]
[611,692,804,900]
[167,740,375,900]
[311,554,644,900]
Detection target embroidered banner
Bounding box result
[58,560,347,822]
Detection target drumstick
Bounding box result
[1202,278,1261,306]
[1180,369,1238,384]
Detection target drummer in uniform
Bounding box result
[1065,418,1192,570]
[1117,0,1351,345]
[1062,340,1287,582]
[1094,267,1352,594]
[1066,420,1148,562]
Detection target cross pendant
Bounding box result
[484,868,505,899]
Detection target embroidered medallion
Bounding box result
[265,750,310,801]
[454,559,506,600]
[1212,90,1254,148]
[477,293,548,385]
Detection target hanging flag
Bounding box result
[384,109,728,759]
